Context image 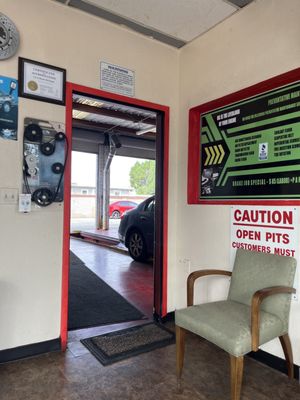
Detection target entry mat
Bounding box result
[81,322,175,365]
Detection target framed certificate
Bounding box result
[18,57,66,105]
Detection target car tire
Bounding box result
[127,230,148,262]
[111,210,121,219]
[3,102,11,113]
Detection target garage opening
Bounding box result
[62,84,169,348]
[71,151,97,232]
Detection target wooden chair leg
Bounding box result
[176,325,186,392]
[279,334,294,379]
[230,355,244,400]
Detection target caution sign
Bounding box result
[200,81,300,199]
[231,206,298,299]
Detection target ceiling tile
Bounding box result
[81,0,237,41]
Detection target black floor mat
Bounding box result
[68,251,145,330]
[81,322,175,365]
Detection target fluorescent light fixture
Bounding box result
[136,126,156,136]
[72,110,90,119]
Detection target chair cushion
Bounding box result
[175,300,284,357]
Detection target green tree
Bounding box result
[129,160,155,195]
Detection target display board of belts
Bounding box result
[22,117,68,207]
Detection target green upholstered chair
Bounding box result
[175,249,296,400]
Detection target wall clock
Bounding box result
[0,13,19,60]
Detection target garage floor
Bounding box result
[68,238,154,349]
[70,238,153,317]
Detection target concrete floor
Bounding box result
[68,239,153,354]
[69,238,153,318]
[71,218,120,238]
[0,241,299,399]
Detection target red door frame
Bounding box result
[60,82,170,350]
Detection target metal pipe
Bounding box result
[102,141,116,230]
[96,144,104,229]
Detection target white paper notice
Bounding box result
[100,62,135,97]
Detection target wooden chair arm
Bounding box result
[187,269,232,306]
[251,286,296,351]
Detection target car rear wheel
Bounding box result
[111,210,121,219]
[127,230,148,262]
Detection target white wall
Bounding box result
[176,0,300,364]
[0,0,179,350]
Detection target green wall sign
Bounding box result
[200,82,300,199]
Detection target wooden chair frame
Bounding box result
[176,269,296,400]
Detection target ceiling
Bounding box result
[72,94,157,139]
[72,94,157,159]
[53,0,254,48]
[60,0,254,158]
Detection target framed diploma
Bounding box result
[18,57,66,105]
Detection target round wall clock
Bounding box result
[0,13,20,60]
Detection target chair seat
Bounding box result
[175,300,284,357]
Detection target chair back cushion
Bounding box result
[228,249,296,331]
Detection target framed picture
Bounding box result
[187,67,300,205]
[18,57,66,105]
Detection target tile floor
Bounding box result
[0,241,299,399]
[1,331,299,400]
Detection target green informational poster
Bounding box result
[200,82,300,199]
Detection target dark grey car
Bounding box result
[118,196,154,261]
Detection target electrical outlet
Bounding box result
[19,193,31,213]
[0,188,18,204]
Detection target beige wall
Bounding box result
[176,0,300,364]
[0,0,179,350]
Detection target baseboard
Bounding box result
[0,338,61,364]
[248,349,299,380]
[155,311,175,323]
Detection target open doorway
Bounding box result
[71,151,97,232]
[70,154,153,242]
[61,83,169,350]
